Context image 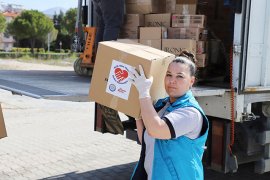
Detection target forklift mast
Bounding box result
[73,0,96,76]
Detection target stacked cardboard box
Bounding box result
[0,103,7,139]
[163,1,208,68]
[121,0,209,66]
[123,1,171,50]
[144,13,171,28]
[166,0,197,14]
[171,14,206,28]
[197,0,233,65]
[90,0,212,118]
[139,27,166,49]
[162,39,197,55]
[119,14,144,39]
[125,0,165,14]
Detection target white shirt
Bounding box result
[144,102,203,180]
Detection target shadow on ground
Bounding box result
[42,161,270,180]
[43,162,137,180]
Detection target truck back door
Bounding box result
[240,0,270,93]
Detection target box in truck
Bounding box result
[125,0,165,14]
[125,0,270,175]
[162,39,197,55]
[166,0,197,14]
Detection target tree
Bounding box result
[53,10,65,34]
[7,10,54,53]
[63,8,77,35]
[0,13,6,33]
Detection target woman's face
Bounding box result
[164,62,195,103]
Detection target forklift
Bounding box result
[73,0,137,139]
[72,0,96,76]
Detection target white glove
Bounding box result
[129,65,153,99]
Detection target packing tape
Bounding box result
[184,16,190,27]
[109,96,119,109]
[182,5,189,15]
[180,28,186,38]
[137,0,149,5]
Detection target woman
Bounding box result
[129,51,209,180]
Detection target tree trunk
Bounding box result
[30,38,36,54]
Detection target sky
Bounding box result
[1,0,78,11]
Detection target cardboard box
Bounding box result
[89,41,175,118]
[126,0,165,14]
[124,14,145,27]
[145,13,171,28]
[196,53,208,68]
[172,15,206,28]
[119,26,139,39]
[0,104,7,139]
[140,27,167,40]
[196,41,206,54]
[166,0,197,14]
[167,27,206,41]
[139,39,161,49]
[117,39,139,44]
[162,39,196,55]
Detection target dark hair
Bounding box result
[171,50,197,76]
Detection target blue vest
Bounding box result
[131,90,209,180]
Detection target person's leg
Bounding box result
[92,1,124,132]
[92,0,104,47]
[100,0,124,41]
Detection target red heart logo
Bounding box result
[114,68,128,82]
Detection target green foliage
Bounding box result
[65,49,71,53]
[47,28,58,44]
[55,33,71,50]
[7,10,55,53]
[6,8,77,53]
[63,8,77,34]
[11,47,31,52]
[52,8,77,51]
[0,52,73,60]
[0,52,30,58]
[53,10,65,34]
[0,13,6,33]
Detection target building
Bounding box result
[0,2,22,51]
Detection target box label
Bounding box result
[106,60,132,100]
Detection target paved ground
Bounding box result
[0,89,140,180]
[3,89,270,180]
[1,59,270,180]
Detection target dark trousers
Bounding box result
[92,0,124,47]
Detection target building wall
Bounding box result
[0,3,22,51]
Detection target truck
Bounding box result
[74,0,270,174]
[0,0,270,176]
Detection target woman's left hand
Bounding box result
[129,65,153,99]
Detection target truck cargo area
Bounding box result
[195,0,235,89]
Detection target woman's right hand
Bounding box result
[129,65,153,99]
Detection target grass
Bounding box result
[0,53,79,67]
